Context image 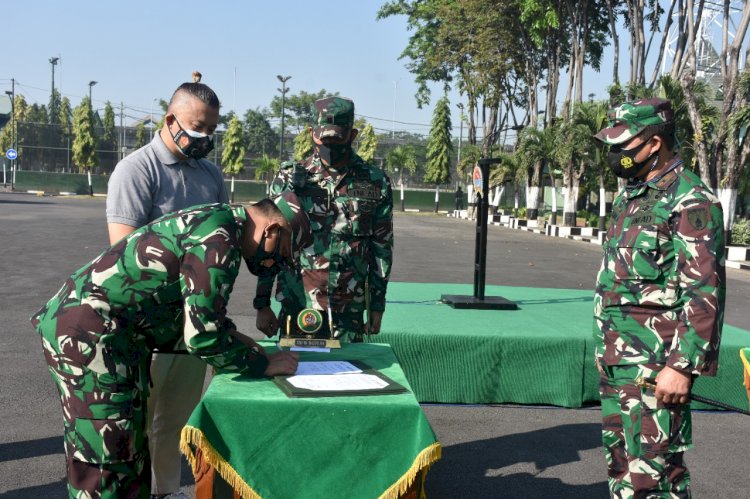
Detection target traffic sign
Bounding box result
[6,148,17,160]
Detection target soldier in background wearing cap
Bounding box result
[255,97,393,342]
[31,194,308,499]
[592,98,725,498]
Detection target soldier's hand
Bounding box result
[654,366,692,405]
[364,311,383,335]
[231,331,265,353]
[256,307,280,337]
[263,351,299,376]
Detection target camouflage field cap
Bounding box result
[272,191,312,260]
[594,98,674,145]
[312,97,355,140]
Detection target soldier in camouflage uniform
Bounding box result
[31,194,309,499]
[593,98,725,498]
[255,97,394,341]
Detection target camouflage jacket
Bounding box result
[593,162,726,376]
[31,204,268,376]
[256,153,394,319]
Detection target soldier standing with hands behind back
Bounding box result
[593,98,725,498]
[255,97,394,342]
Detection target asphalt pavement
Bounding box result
[1,192,748,498]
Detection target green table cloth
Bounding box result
[742,348,750,406]
[181,343,441,499]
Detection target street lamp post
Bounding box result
[392,79,399,140]
[4,85,14,189]
[49,57,59,125]
[457,103,464,187]
[276,75,291,159]
[88,80,97,105]
[87,81,97,197]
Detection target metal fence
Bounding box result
[5,121,468,190]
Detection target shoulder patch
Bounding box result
[687,207,708,231]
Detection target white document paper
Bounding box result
[294,361,362,376]
[287,373,389,391]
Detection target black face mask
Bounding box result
[169,116,215,160]
[317,142,351,165]
[607,139,657,179]
[244,229,288,277]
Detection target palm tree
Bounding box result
[488,151,523,214]
[516,126,558,221]
[560,101,609,227]
[385,145,420,211]
[254,154,278,194]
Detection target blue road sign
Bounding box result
[6,148,17,160]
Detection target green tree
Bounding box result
[356,123,378,162]
[270,89,337,132]
[516,125,559,220]
[254,154,278,181]
[72,98,97,173]
[155,99,169,130]
[48,88,61,125]
[244,108,278,157]
[555,119,595,225]
[293,130,313,161]
[25,104,52,169]
[457,144,481,183]
[135,122,147,148]
[385,144,420,186]
[424,96,453,210]
[0,95,28,152]
[221,115,246,177]
[59,97,72,127]
[102,102,116,146]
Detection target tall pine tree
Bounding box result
[222,115,246,201]
[424,96,453,211]
[72,98,97,173]
[356,122,378,163]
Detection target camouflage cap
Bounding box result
[312,97,354,140]
[594,98,674,145]
[271,191,312,259]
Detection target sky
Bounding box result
[2,1,742,140]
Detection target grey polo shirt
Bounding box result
[106,132,229,227]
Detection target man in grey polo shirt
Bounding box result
[106,80,226,499]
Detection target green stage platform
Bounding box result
[376,282,750,411]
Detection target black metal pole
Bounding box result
[473,190,482,298]
[477,159,491,300]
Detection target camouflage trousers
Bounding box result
[599,363,692,499]
[37,315,152,499]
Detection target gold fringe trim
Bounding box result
[741,349,750,390]
[180,425,262,499]
[378,442,442,499]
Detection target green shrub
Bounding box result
[516,207,527,218]
[731,218,750,245]
[587,212,599,228]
